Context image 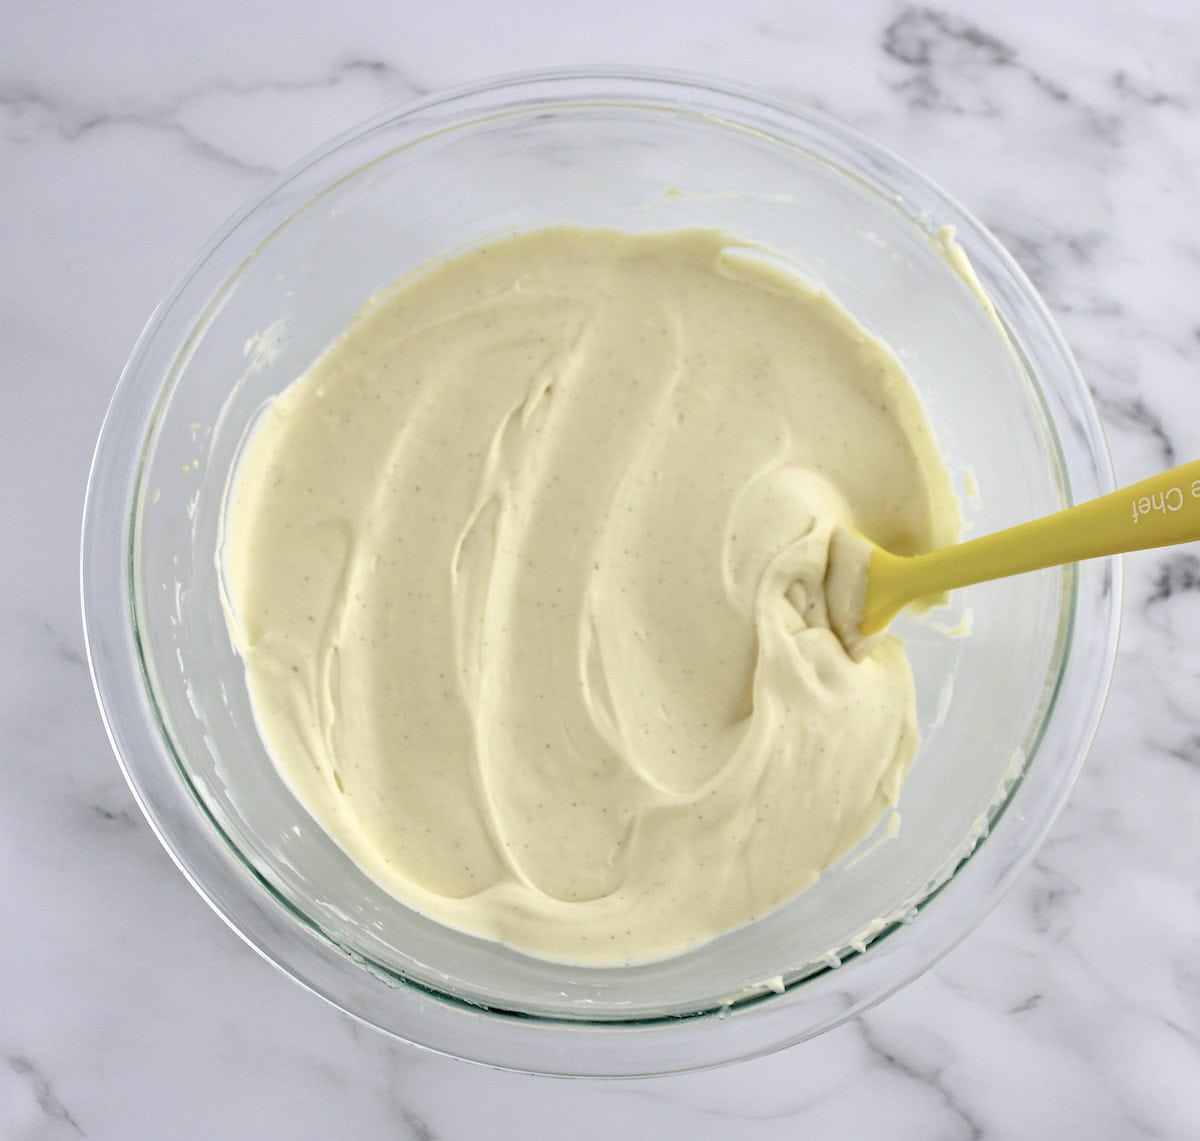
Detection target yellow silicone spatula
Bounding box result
[827,457,1200,652]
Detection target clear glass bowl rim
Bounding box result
[81,64,1120,1077]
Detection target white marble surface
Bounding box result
[3,0,1200,1136]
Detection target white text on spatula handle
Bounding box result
[1132,478,1200,523]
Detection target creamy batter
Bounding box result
[220,227,959,964]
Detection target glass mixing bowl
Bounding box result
[82,68,1118,1076]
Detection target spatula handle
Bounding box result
[863,458,1200,633]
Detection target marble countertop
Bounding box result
[3,0,1199,1136]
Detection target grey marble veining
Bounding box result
[2,0,1199,1137]
[2,56,430,179]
